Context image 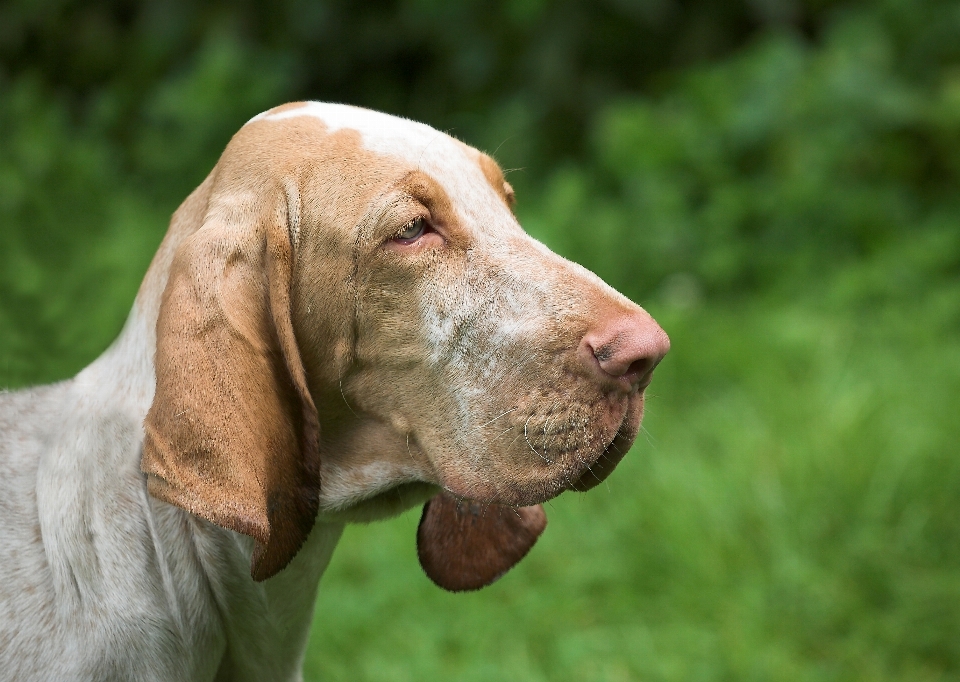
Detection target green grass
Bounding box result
[303,288,960,681]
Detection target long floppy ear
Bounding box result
[417,492,546,592]
[143,192,320,582]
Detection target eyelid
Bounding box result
[385,215,445,251]
[388,206,434,238]
[395,216,427,241]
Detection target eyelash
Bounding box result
[392,216,429,244]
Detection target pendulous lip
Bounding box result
[567,424,634,492]
[566,387,647,493]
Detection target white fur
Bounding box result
[0,292,344,680]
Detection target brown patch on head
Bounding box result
[477,153,516,209]
[401,170,456,218]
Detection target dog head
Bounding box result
[142,103,669,587]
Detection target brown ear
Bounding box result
[143,194,320,582]
[417,491,546,592]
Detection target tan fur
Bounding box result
[144,181,320,581]
[477,152,516,208]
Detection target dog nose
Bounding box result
[579,309,670,390]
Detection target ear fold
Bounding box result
[417,492,546,592]
[143,195,320,582]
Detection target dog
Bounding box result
[0,102,669,681]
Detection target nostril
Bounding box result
[592,344,615,366]
[580,311,670,389]
[593,347,658,384]
[590,342,640,378]
[622,357,655,383]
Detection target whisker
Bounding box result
[576,454,605,485]
[338,378,359,418]
[524,414,551,463]
[639,424,658,448]
[470,407,518,433]
[539,400,562,455]
[404,432,419,464]
[506,430,525,450]
[541,400,560,438]
[490,424,518,445]
[492,135,515,158]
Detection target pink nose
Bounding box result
[579,309,670,391]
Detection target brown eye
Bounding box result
[394,217,426,243]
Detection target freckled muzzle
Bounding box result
[436,305,666,508]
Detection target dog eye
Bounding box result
[394,217,426,243]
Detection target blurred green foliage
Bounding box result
[531,14,960,301]
[2,1,960,680]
